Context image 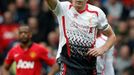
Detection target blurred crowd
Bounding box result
[0,0,134,75]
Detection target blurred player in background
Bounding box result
[46,0,116,75]
[2,25,56,75]
[96,32,115,75]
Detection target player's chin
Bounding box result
[20,39,29,43]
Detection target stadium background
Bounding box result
[0,0,134,75]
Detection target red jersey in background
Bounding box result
[5,43,55,75]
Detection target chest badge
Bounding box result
[30,51,36,58]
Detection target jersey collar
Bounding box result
[77,4,88,14]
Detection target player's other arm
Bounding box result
[2,63,11,75]
[87,8,116,57]
[88,26,116,57]
[2,49,14,75]
[48,63,60,75]
[46,0,58,10]
[97,8,116,52]
[101,26,116,53]
[39,47,56,67]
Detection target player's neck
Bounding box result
[20,41,33,50]
[75,4,87,13]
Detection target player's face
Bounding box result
[18,26,32,43]
[72,0,87,10]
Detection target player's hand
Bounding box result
[48,63,60,75]
[87,47,106,57]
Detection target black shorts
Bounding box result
[59,62,97,75]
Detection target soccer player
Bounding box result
[2,25,56,75]
[46,0,116,75]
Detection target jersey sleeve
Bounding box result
[97,8,109,31]
[52,1,70,16]
[39,47,56,66]
[4,49,14,65]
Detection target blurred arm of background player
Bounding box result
[87,26,116,57]
[2,47,13,75]
[2,63,11,75]
[45,0,57,10]
[48,63,60,75]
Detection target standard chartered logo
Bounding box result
[17,59,34,69]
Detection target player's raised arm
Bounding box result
[46,0,58,10]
